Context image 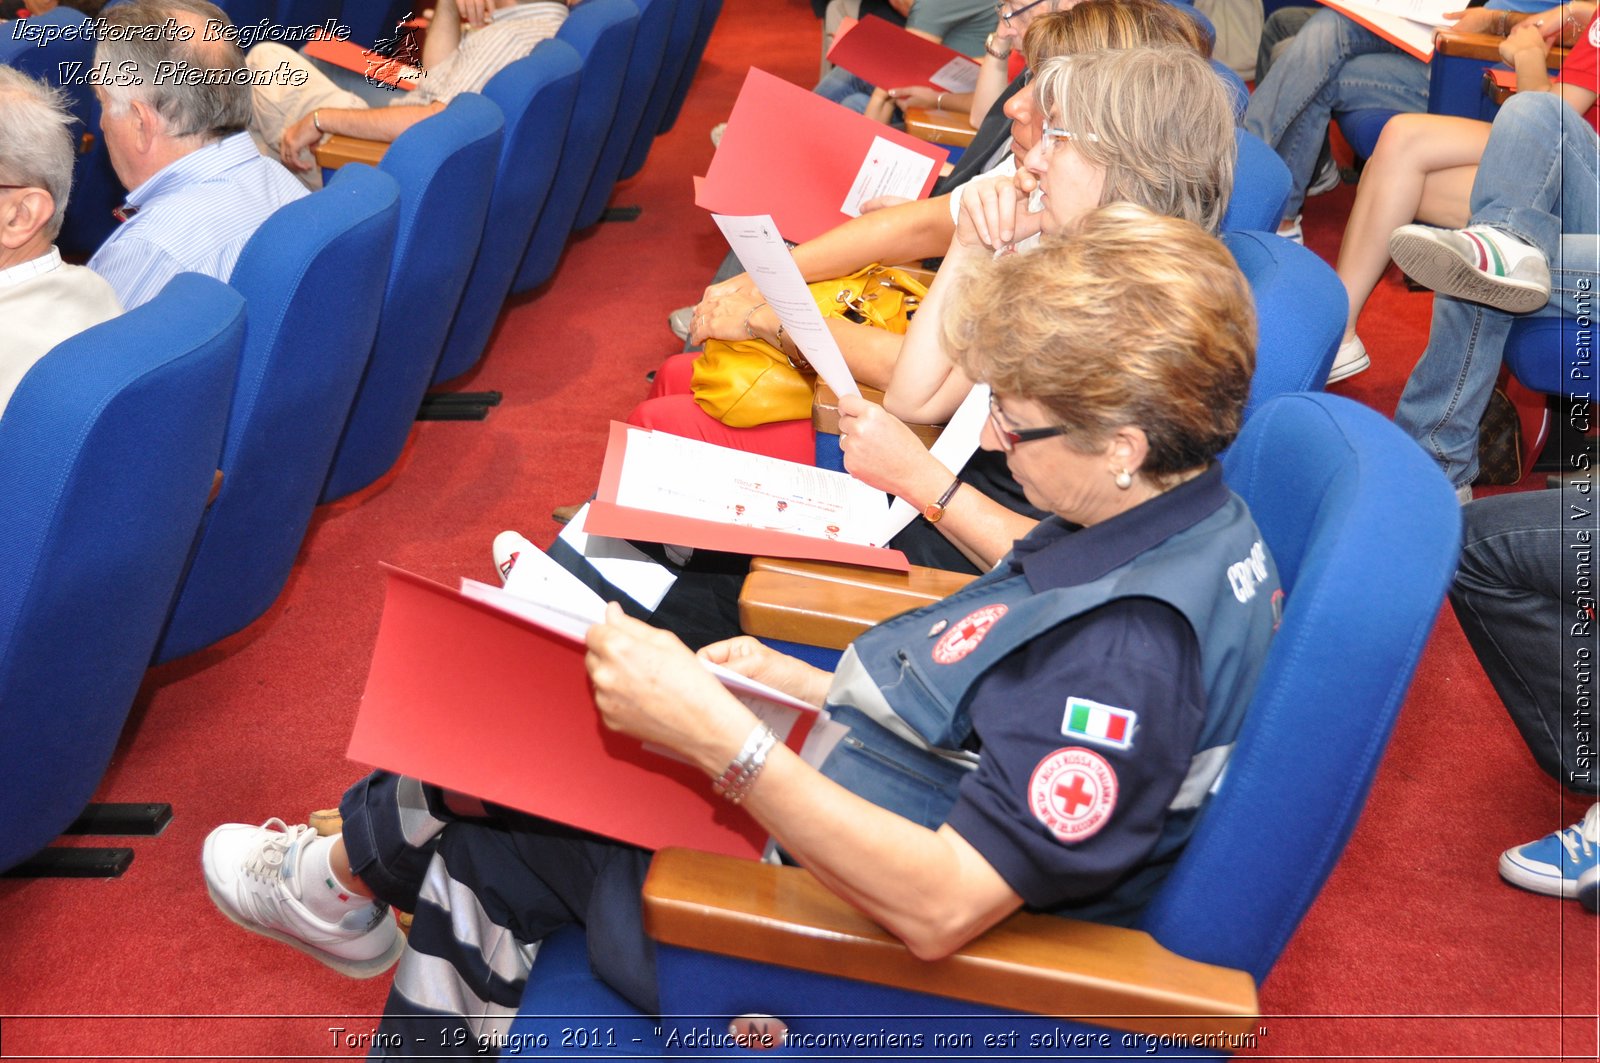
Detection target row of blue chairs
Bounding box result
[0,0,722,874]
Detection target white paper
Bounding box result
[711,213,860,399]
[928,55,980,93]
[614,427,894,547]
[1316,0,1438,56]
[868,383,992,543]
[556,503,678,612]
[839,136,939,220]
[499,529,611,623]
[458,578,596,643]
[1343,0,1456,26]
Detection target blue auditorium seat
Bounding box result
[571,0,672,230]
[320,94,503,500]
[1224,128,1291,234]
[432,41,583,386]
[0,274,245,873]
[618,0,701,180]
[152,166,400,662]
[655,0,722,137]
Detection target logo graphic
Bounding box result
[1029,747,1118,843]
[1060,697,1136,750]
[931,604,1008,664]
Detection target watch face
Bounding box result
[922,503,943,523]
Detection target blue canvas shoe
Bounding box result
[1499,803,1600,899]
[1579,864,1599,914]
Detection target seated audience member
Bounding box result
[1242,0,1552,240]
[246,0,574,188]
[86,0,307,309]
[1325,6,1594,383]
[0,68,122,415]
[1452,490,1599,911]
[1387,12,1597,499]
[202,205,1280,1055]
[646,12,1219,473]
[814,0,993,115]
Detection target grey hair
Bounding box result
[95,0,252,141]
[0,67,77,239]
[1033,45,1235,234]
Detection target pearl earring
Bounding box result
[1114,469,1133,490]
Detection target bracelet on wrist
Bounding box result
[984,31,1011,59]
[743,301,768,341]
[713,723,778,804]
[311,109,324,134]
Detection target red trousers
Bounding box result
[628,353,815,465]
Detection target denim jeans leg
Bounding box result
[1394,294,1513,487]
[814,66,874,113]
[1471,91,1600,257]
[1242,10,1419,217]
[1450,489,1599,794]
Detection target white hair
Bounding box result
[0,67,76,238]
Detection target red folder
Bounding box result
[694,68,948,244]
[1312,0,1436,61]
[347,567,776,859]
[826,15,982,91]
[302,37,420,90]
[583,422,911,571]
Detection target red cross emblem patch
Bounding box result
[930,604,1008,664]
[1029,747,1118,844]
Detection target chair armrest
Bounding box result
[1434,27,1568,65]
[208,469,223,506]
[903,107,976,149]
[642,847,1258,1039]
[313,134,389,170]
[813,381,943,449]
[740,556,976,648]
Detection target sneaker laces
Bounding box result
[1557,804,1600,864]
[238,818,313,918]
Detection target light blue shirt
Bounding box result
[88,132,307,309]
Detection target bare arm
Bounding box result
[278,101,445,171]
[586,608,1023,960]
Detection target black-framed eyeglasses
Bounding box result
[995,0,1052,25]
[988,394,1068,452]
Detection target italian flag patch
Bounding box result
[1061,697,1136,750]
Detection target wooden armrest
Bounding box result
[903,107,977,149]
[813,381,942,449]
[741,556,975,648]
[1434,27,1568,66]
[643,848,1258,1039]
[313,134,388,170]
[208,469,223,506]
[1484,66,1517,105]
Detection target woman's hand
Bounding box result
[885,85,941,111]
[586,604,753,773]
[1445,7,1499,34]
[838,393,952,505]
[1499,18,1555,63]
[699,636,833,708]
[688,284,766,346]
[953,170,1043,255]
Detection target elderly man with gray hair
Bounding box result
[86,0,305,309]
[0,67,122,417]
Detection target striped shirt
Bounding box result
[404,2,570,106]
[88,132,307,310]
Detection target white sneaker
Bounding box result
[1307,154,1342,197]
[1389,223,1552,314]
[1277,215,1303,246]
[202,819,403,979]
[710,122,726,148]
[1456,483,1474,505]
[493,529,535,582]
[667,304,695,342]
[1326,335,1369,384]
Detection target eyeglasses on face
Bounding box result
[988,395,1069,452]
[1038,127,1101,153]
[995,0,1052,25]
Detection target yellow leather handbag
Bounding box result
[690,264,928,428]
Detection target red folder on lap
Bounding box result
[825,15,982,91]
[347,567,776,859]
[694,68,948,244]
[302,37,420,90]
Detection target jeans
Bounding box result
[1394,92,1600,487]
[1451,489,1599,794]
[814,65,875,114]
[1242,9,1428,218]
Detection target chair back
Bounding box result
[432,41,583,386]
[153,165,400,662]
[572,0,672,230]
[619,0,701,179]
[1141,392,1460,981]
[1506,314,1589,396]
[1224,230,1346,410]
[1223,129,1290,233]
[512,0,640,294]
[321,94,503,500]
[0,274,244,872]
[656,0,722,136]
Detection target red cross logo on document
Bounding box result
[1029,747,1118,844]
[930,604,1008,664]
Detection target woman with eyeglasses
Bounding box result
[201,205,1277,1054]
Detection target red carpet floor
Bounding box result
[1,1,1596,1058]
